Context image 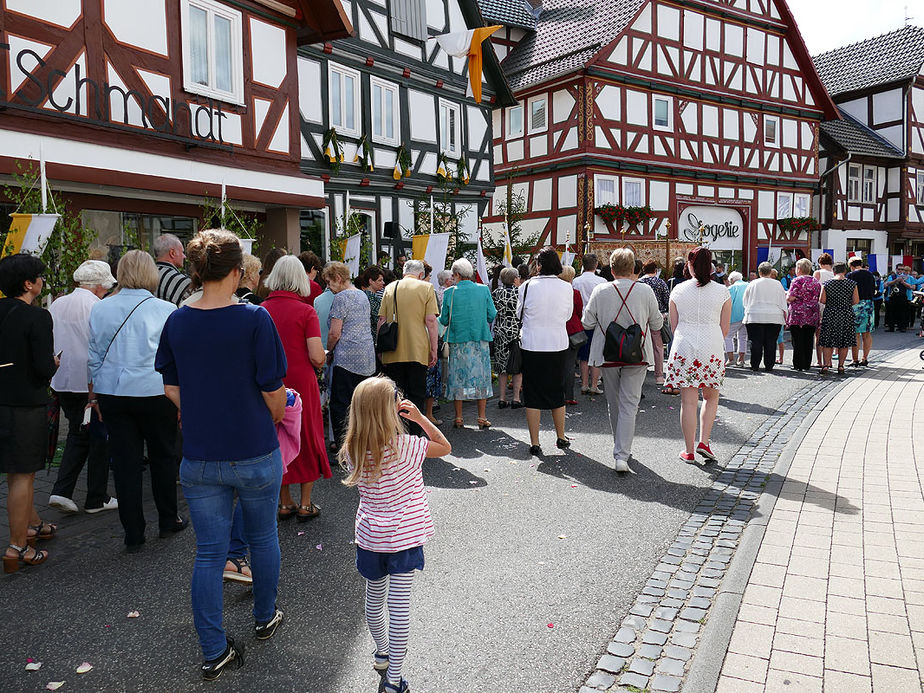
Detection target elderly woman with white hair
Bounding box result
[261,255,330,521]
[438,258,497,428]
[492,266,523,407]
[724,271,749,368]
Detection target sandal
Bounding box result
[3,543,48,574]
[819,366,830,375]
[223,557,253,584]
[27,521,57,545]
[477,418,492,430]
[497,400,509,409]
[453,418,464,429]
[277,504,297,521]
[837,366,846,375]
[297,503,320,522]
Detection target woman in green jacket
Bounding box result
[438,258,497,429]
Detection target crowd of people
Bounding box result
[0,231,911,689]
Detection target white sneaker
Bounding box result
[587,386,603,395]
[85,497,119,514]
[615,459,631,473]
[48,495,79,514]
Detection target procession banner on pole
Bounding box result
[411,232,451,288]
[1,213,59,258]
[475,235,489,285]
[502,223,513,267]
[561,250,575,269]
[343,233,362,278]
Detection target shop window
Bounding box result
[862,166,876,204]
[507,104,523,139]
[439,99,461,157]
[329,63,361,137]
[652,95,673,131]
[181,0,244,105]
[847,164,861,202]
[595,175,618,206]
[390,0,428,41]
[371,77,399,145]
[528,97,547,134]
[623,178,644,207]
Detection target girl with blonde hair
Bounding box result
[339,376,451,693]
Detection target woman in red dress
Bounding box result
[261,255,330,521]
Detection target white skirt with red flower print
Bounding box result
[663,325,726,390]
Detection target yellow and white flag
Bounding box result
[433,26,501,103]
[1,213,59,258]
[502,223,513,267]
[411,232,451,288]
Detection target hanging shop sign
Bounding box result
[679,206,743,251]
[0,44,229,149]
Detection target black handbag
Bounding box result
[602,283,646,365]
[376,283,399,353]
[506,339,522,374]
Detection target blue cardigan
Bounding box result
[438,280,497,343]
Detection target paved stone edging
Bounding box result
[578,378,834,693]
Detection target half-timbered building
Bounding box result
[813,26,924,270]
[296,0,514,262]
[481,0,838,272]
[0,0,351,251]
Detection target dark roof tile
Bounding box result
[820,109,905,159]
[478,0,539,30]
[813,25,924,97]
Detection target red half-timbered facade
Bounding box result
[0,0,351,250]
[481,0,837,272]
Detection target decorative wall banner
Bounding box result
[678,206,743,251]
[1,213,59,258]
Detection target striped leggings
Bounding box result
[365,571,415,686]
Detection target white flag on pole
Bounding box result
[343,233,362,278]
[476,235,489,285]
[424,232,451,288]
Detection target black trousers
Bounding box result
[97,394,178,546]
[383,361,427,435]
[789,325,816,371]
[329,366,369,445]
[873,300,883,328]
[886,294,908,330]
[746,323,781,370]
[51,391,110,508]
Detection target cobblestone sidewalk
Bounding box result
[579,375,837,693]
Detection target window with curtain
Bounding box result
[862,166,876,203]
[596,176,617,205]
[371,78,399,145]
[847,164,861,202]
[181,0,243,104]
[623,179,644,207]
[777,192,793,218]
[793,193,810,217]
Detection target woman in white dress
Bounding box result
[664,247,731,463]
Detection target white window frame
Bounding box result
[764,114,779,148]
[847,164,861,203]
[328,62,361,138]
[180,0,245,106]
[370,76,400,146]
[917,172,924,206]
[652,94,673,132]
[622,177,645,207]
[595,175,618,206]
[862,166,876,204]
[527,95,548,134]
[793,193,811,218]
[777,192,793,218]
[506,103,524,139]
[439,98,461,158]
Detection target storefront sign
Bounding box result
[0,44,228,148]
[679,206,743,251]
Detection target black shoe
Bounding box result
[510,401,523,409]
[750,366,760,371]
[556,438,571,449]
[201,637,245,681]
[159,517,188,538]
[255,608,284,640]
[125,538,145,554]
[861,360,869,367]
[529,445,542,457]
[497,400,509,409]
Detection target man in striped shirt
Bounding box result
[154,234,192,306]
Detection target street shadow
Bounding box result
[423,457,488,489]
[720,398,782,416]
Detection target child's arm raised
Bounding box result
[398,399,451,458]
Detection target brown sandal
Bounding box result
[297,503,320,522]
[277,504,297,521]
[453,418,464,429]
[3,543,48,574]
[477,418,492,430]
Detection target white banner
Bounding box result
[767,247,782,266]
[561,250,575,269]
[343,233,362,278]
[424,232,451,289]
[677,206,743,251]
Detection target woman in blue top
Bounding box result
[88,250,180,552]
[438,258,497,429]
[155,230,288,680]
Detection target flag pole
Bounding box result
[40,142,47,213]
[429,195,435,234]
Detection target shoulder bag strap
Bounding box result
[101,297,154,365]
[611,283,644,337]
[517,280,530,322]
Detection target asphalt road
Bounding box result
[2,331,916,693]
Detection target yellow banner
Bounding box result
[411,234,429,261]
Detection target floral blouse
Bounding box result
[786,275,821,327]
[640,275,670,313]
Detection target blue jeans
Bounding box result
[228,502,246,560]
[180,449,283,659]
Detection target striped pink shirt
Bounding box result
[352,434,433,552]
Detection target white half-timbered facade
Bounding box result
[813,26,924,270]
[481,0,838,272]
[296,0,513,262]
[0,0,352,250]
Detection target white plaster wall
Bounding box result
[250,19,287,89]
[408,91,436,142]
[683,10,704,50]
[298,58,323,124]
[626,90,647,126]
[532,178,552,211]
[821,229,889,263]
[597,85,621,121]
[872,88,903,125]
[105,0,168,56]
[658,5,680,41]
[558,176,577,208]
[553,89,575,123]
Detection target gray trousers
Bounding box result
[601,364,648,462]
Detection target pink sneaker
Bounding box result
[679,451,696,463]
[696,443,717,462]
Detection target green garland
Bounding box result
[456,155,470,185]
[394,145,412,180]
[322,128,344,174]
[353,134,374,173]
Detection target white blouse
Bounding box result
[517,275,574,352]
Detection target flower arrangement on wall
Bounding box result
[776,217,820,235]
[595,204,655,230]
